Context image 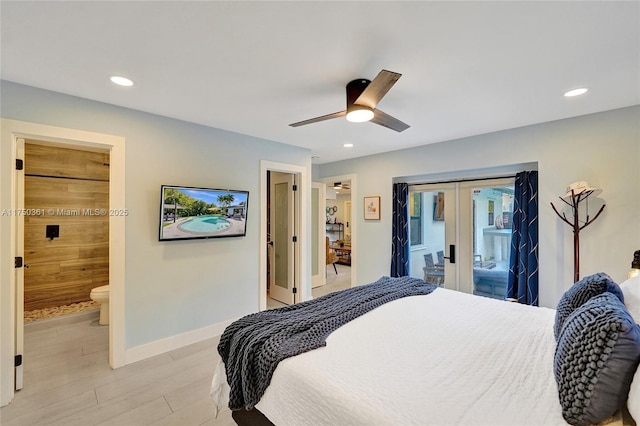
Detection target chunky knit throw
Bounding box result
[218,276,437,410]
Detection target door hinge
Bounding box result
[16,159,24,170]
[292,287,297,294]
[15,257,23,268]
[292,236,297,242]
[15,355,22,367]
[292,184,297,191]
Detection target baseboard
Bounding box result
[123,317,236,365]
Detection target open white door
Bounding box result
[14,138,25,391]
[311,182,326,288]
[344,200,352,240]
[269,172,296,304]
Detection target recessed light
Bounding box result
[110,76,134,87]
[563,87,588,97]
[343,143,354,148]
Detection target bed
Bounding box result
[211,274,640,426]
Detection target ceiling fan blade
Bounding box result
[371,108,410,132]
[289,110,346,127]
[354,70,401,109]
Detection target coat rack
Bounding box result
[550,182,605,283]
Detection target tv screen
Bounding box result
[159,185,249,241]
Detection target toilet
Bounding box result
[90,285,110,325]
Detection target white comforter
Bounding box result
[213,287,568,425]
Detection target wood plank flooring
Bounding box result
[0,311,234,426]
[2,268,352,426]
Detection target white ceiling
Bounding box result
[1,1,638,164]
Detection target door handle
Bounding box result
[443,244,456,264]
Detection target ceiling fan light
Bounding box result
[346,107,374,123]
[333,182,342,189]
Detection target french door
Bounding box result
[409,178,515,298]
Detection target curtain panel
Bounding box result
[507,171,539,305]
[391,183,409,277]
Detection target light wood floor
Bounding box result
[0,311,235,426]
[268,263,351,309]
[2,267,351,426]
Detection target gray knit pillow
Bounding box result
[554,292,640,426]
[554,272,624,340]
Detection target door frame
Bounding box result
[343,200,352,240]
[259,161,308,311]
[318,173,356,289]
[0,119,126,406]
[311,182,327,288]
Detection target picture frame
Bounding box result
[488,200,494,226]
[364,196,381,220]
[433,192,444,221]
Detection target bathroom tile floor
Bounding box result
[24,300,100,323]
[1,311,235,426]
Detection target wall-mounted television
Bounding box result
[159,185,249,241]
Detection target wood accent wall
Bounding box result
[24,142,110,311]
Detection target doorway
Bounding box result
[2,119,125,407]
[22,141,110,320]
[320,175,355,294]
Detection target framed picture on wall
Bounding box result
[364,196,380,220]
[433,192,444,221]
[488,200,494,225]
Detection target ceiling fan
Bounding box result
[289,69,410,132]
[332,182,351,190]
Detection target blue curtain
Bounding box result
[507,171,539,305]
[391,183,409,277]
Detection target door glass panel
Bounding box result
[471,186,514,299]
[408,190,446,286]
[274,182,288,289]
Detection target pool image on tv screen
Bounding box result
[159,185,249,241]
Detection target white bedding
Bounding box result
[213,287,569,425]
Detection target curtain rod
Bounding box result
[407,174,518,187]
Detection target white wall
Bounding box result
[0,81,311,348]
[316,106,640,308]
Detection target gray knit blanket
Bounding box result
[218,276,437,410]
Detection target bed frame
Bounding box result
[231,407,275,426]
